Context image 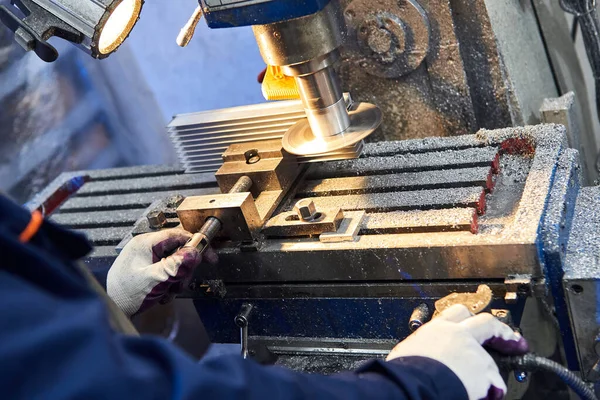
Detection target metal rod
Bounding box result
[240,326,249,359]
[199,217,222,239]
[185,218,221,255]
[230,175,253,193]
[295,66,350,138]
[235,303,254,359]
[295,67,344,109]
[303,97,350,138]
[177,6,203,47]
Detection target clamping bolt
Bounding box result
[147,210,167,229]
[294,199,319,221]
[409,303,431,332]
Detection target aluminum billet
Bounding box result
[168,96,362,173]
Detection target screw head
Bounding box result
[147,210,167,229]
[409,320,423,332]
[514,370,528,383]
[235,315,248,328]
[244,149,261,164]
[294,199,318,221]
[358,16,406,64]
[368,28,393,54]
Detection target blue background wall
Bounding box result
[124,0,267,121]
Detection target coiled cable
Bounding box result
[499,353,597,400]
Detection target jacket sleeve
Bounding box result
[0,265,467,400]
[0,195,467,400]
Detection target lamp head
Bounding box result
[0,0,144,62]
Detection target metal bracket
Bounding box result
[263,207,344,237]
[320,210,365,243]
[434,284,493,317]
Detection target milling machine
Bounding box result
[4,0,600,398]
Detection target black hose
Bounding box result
[499,354,597,400]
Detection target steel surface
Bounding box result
[361,208,476,234]
[193,125,566,282]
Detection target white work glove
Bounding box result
[107,228,217,317]
[387,304,529,400]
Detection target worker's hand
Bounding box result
[107,228,217,317]
[387,305,529,400]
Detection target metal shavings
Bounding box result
[305,186,484,213]
[564,186,600,278]
[299,167,491,197]
[362,208,476,234]
[308,147,498,179]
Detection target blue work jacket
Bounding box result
[0,194,467,399]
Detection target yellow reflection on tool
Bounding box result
[262,66,300,101]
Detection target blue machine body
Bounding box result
[195,297,526,343]
[198,0,332,28]
[539,149,581,370]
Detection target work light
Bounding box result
[0,0,144,62]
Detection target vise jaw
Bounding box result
[177,140,301,241]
